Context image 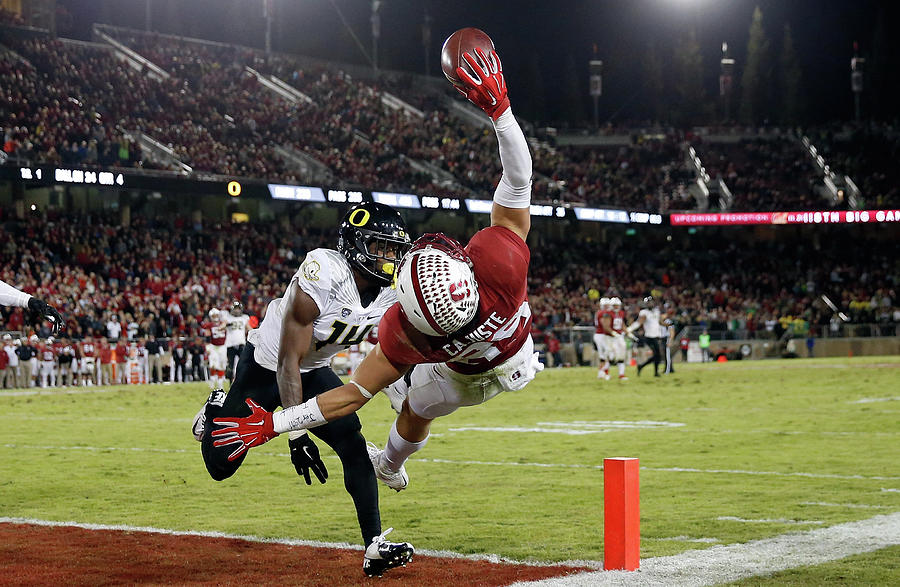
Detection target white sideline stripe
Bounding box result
[510,512,900,587]
[851,396,900,404]
[717,516,823,525]
[4,444,900,481]
[0,517,600,569]
[450,421,685,435]
[883,488,900,493]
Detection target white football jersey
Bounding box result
[223,312,251,347]
[639,307,663,338]
[249,249,397,373]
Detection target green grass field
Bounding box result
[1,357,898,584]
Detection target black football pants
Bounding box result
[201,343,381,545]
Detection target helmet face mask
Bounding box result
[338,202,412,287]
[230,300,243,316]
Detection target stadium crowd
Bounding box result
[2,209,897,387]
[7,28,897,214]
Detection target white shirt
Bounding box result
[223,312,251,348]
[106,320,123,340]
[4,345,18,367]
[249,249,397,373]
[639,308,663,338]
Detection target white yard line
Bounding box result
[510,512,900,587]
[3,444,900,481]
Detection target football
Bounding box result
[440,27,496,87]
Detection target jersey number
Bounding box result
[315,321,374,351]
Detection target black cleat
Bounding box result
[363,528,414,577]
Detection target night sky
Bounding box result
[57,0,897,124]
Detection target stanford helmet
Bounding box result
[338,201,412,287]
[395,233,479,337]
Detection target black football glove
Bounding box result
[27,297,64,336]
[289,433,328,485]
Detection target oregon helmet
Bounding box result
[338,202,412,287]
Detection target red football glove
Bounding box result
[211,398,278,461]
[455,47,510,120]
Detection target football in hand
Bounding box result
[440,27,496,87]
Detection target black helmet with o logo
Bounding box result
[337,201,412,287]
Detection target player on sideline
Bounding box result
[223,300,251,381]
[594,297,613,380]
[192,201,414,577]
[0,279,64,335]
[210,45,544,496]
[628,296,663,377]
[203,309,228,391]
[608,297,629,380]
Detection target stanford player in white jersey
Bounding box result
[79,337,98,386]
[211,44,542,494]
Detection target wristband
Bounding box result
[273,397,326,434]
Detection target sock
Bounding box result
[383,420,428,471]
[618,362,626,376]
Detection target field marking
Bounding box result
[717,516,823,525]
[709,362,900,371]
[4,443,900,481]
[511,512,900,587]
[448,420,685,435]
[0,516,599,569]
[850,396,900,404]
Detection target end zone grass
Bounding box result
[1,356,898,583]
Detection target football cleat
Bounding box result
[192,389,227,442]
[619,375,629,381]
[191,406,206,442]
[367,442,409,491]
[363,528,414,577]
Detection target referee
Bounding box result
[661,313,676,374]
[627,296,663,377]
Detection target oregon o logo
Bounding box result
[227,181,242,197]
[349,208,370,226]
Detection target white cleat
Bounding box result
[191,405,206,442]
[363,527,414,577]
[366,442,409,491]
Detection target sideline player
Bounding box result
[223,301,251,381]
[203,309,228,390]
[628,296,663,377]
[608,297,629,380]
[594,297,613,380]
[211,46,543,497]
[193,201,414,577]
[0,279,64,335]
